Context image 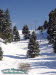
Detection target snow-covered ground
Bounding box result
[0,30,56,75]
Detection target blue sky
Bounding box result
[0,0,56,29]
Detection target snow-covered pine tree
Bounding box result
[13,26,20,41]
[22,25,30,39]
[0,47,3,60]
[27,31,40,58]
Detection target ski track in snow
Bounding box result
[0,30,56,75]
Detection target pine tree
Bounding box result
[0,47,3,60]
[3,9,13,42]
[0,9,13,42]
[28,31,37,49]
[13,26,20,41]
[47,9,56,44]
[37,26,44,32]
[22,25,30,39]
[31,31,37,40]
[45,8,56,53]
[43,20,48,29]
[27,32,40,58]
[0,9,5,38]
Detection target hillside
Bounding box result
[0,30,56,75]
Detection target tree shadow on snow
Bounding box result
[3,54,27,59]
[40,43,52,49]
[31,60,56,69]
[40,53,54,56]
[29,56,56,61]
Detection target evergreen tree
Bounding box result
[43,20,48,29]
[0,9,13,42]
[4,9,13,42]
[31,31,37,40]
[0,47,3,60]
[47,9,56,44]
[37,26,44,32]
[22,25,30,39]
[45,8,56,53]
[13,26,20,41]
[27,32,40,58]
[0,9,5,37]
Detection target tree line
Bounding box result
[37,8,56,53]
[0,9,20,42]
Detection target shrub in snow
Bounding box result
[19,63,31,72]
[27,31,40,58]
[0,47,3,60]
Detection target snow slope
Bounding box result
[0,30,56,75]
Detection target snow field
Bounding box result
[0,30,56,75]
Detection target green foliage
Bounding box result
[0,9,13,42]
[31,31,37,40]
[39,8,56,53]
[0,47,3,60]
[43,20,48,29]
[13,26,20,41]
[37,20,48,32]
[47,8,56,53]
[22,25,30,34]
[37,26,44,32]
[47,8,56,44]
[27,32,40,58]
[37,8,56,53]
[22,25,30,39]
